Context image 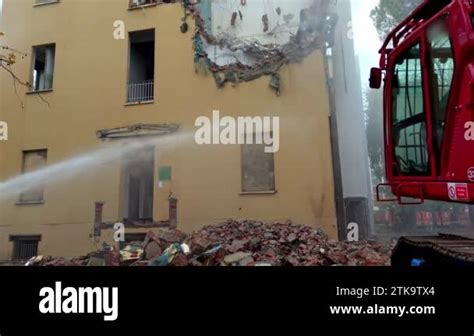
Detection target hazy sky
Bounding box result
[351,0,382,90]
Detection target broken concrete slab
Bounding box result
[239,256,255,267]
[144,241,162,261]
[224,252,253,264]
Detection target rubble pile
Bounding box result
[25,220,392,267]
[187,220,391,266]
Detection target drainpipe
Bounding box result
[94,202,104,238]
[169,196,178,229]
[323,21,346,241]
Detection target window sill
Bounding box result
[9,234,42,241]
[100,220,170,229]
[128,3,158,10]
[33,1,60,7]
[124,100,154,106]
[16,201,45,206]
[240,190,278,196]
[26,89,53,95]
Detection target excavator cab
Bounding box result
[371,0,474,204]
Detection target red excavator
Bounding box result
[369,0,474,266]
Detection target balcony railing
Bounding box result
[127,80,154,104]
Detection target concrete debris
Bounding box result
[144,241,162,261]
[143,231,163,260]
[25,220,392,267]
[186,0,333,94]
[148,243,183,266]
[120,243,144,263]
[224,252,253,264]
[25,255,44,266]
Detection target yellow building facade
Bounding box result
[0,0,337,259]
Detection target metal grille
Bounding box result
[127,80,154,104]
[10,236,40,261]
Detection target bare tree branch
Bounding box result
[0,62,28,86]
[0,33,50,108]
[0,61,50,108]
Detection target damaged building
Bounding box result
[0,0,371,261]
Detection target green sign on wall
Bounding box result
[159,166,172,182]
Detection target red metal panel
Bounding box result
[375,0,474,203]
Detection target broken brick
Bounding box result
[28,220,392,267]
[287,233,297,243]
[227,239,248,253]
[170,253,188,267]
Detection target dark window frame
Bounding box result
[126,28,155,104]
[121,146,155,221]
[391,41,431,177]
[241,133,276,194]
[18,149,48,205]
[9,235,41,261]
[29,43,56,92]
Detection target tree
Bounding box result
[370,0,422,39]
[0,32,48,107]
[0,32,27,84]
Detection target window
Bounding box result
[241,135,275,193]
[31,44,55,91]
[10,235,41,261]
[427,17,454,163]
[19,150,47,204]
[127,29,155,103]
[391,43,430,176]
[121,147,154,221]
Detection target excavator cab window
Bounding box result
[391,42,430,177]
[426,17,454,169]
[374,0,472,203]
